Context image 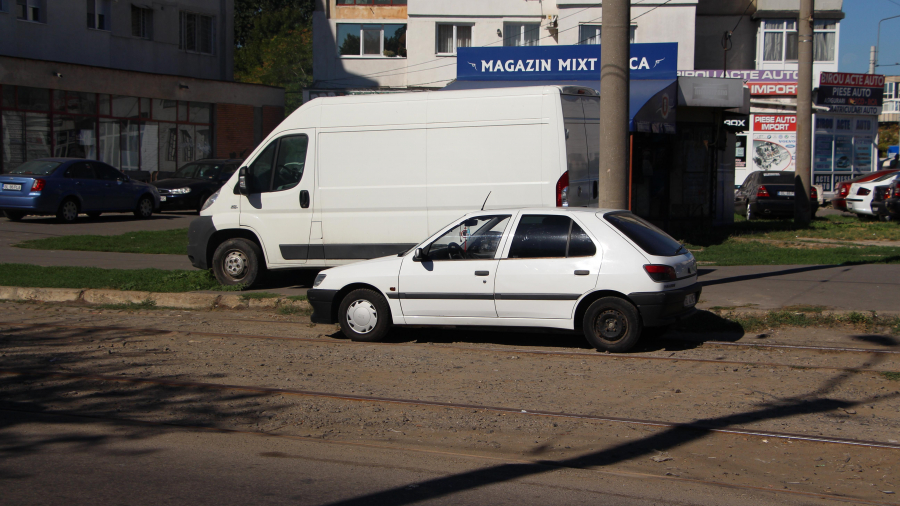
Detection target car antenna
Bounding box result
[481,191,492,211]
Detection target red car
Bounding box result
[833,170,898,211]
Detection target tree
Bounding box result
[234,0,315,48]
[878,123,898,157]
[234,6,313,115]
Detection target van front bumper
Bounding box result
[628,283,702,327]
[308,289,339,324]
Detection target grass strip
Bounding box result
[689,241,900,266]
[0,264,241,293]
[15,229,188,255]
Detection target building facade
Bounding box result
[0,0,284,176]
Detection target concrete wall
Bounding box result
[0,0,233,81]
[695,15,758,70]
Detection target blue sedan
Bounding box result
[0,158,160,223]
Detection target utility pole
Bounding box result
[598,0,630,210]
[870,46,877,74]
[794,0,813,225]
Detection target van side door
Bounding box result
[239,131,315,265]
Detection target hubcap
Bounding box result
[595,309,627,342]
[346,299,378,334]
[63,202,77,221]
[140,199,152,216]
[223,250,248,278]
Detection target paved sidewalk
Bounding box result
[696,264,900,313]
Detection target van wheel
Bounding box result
[582,297,642,353]
[338,289,390,342]
[56,199,79,223]
[4,211,25,221]
[212,238,263,287]
[134,195,154,219]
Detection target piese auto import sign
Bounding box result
[816,72,884,115]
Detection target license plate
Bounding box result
[2,184,21,191]
[778,191,794,197]
[683,293,697,307]
[159,196,166,201]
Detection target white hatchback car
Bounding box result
[307,208,701,353]
[846,172,900,219]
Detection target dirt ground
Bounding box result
[1,301,899,504]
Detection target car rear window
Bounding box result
[7,161,61,176]
[604,212,684,257]
[759,172,794,184]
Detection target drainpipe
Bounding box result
[598,0,631,210]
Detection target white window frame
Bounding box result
[131,4,152,40]
[86,0,111,31]
[886,82,897,101]
[503,22,541,47]
[760,18,838,63]
[16,0,42,22]
[435,23,473,56]
[179,11,216,55]
[336,23,407,59]
[577,24,636,45]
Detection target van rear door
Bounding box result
[239,131,315,264]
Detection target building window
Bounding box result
[337,23,406,57]
[86,0,110,30]
[16,0,41,22]
[436,24,471,55]
[336,0,407,5]
[503,23,540,47]
[886,82,897,100]
[0,1,8,13]
[762,19,837,62]
[132,5,152,39]
[179,11,215,55]
[577,24,636,44]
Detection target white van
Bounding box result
[188,85,602,286]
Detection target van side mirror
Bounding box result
[238,166,250,194]
[412,248,427,262]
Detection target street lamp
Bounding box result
[871,14,900,73]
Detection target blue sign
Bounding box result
[456,43,677,82]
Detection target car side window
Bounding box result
[568,222,597,257]
[425,215,511,261]
[273,135,308,191]
[64,162,95,179]
[95,164,124,181]
[508,215,596,259]
[247,143,277,193]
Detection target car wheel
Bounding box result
[746,202,756,221]
[338,288,391,342]
[582,297,642,353]
[212,238,263,286]
[134,195,154,219]
[4,211,25,222]
[196,193,209,214]
[56,199,79,223]
[87,212,102,219]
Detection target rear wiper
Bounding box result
[675,241,686,255]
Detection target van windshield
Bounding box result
[604,212,685,257]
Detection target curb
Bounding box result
[0,286,310,312]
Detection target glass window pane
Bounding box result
[273,135,308,191]
[65,162,95,179]
[140,98,150,119]
[195,126,211,160]
[177,101,188,122]
[508,215,571,259]
[426,215,511,260]
[24,113,50,161]
[153,99,177,121]
[336,0,354,4]
[785,32,798,60]
[579,25,600,45]
[112,95,139,118]
[814,32,835,61]
[503,23,521,47]
[785,20,796,30]
[437,24,454,54]
[363,28,381,55]
[185,13,197,52]
[122,121,140,170]
[158,122,178,173]
[53,116,97,159]
[567,222,596,257]
[140,122,158,173]
[99,119,120,167]
[383,24,406,57]
[179,124,194,163]
[457,25,471,49]
[53,91,96,115]
[764,20,784,29]
[815,20,837,30]
[374,0,390,4]
[17,87,49,111]
[393,0,406,4]
[98,94,110,115]
[523,23,540,46]
[629,26,636,43]
[2,111,25,171]
[247,141,276,193]
[189,102,211,123]
[763,32,783,61]
[337,24,361,56]
[199,15,213,54]
[2,86,14,108]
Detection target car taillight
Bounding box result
[31,179,45,192]
[643,264,677,282]
[556,171,569,207]
[885,188,893,199]
[810,186,818,199]
[858,187,871,196]
[756,185,770,198]
[894,187,900,198]
[838,184,849,197]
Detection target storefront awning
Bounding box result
[443,78,678,133]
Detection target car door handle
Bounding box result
[299,190,310,208]
[574,270,590,275]
[474,271,490,276]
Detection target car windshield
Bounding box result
[759,172,794,184]
[174,163,221,180]
[7,161,62,176]
[604,212,685,257]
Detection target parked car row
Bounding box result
[0,158,241,223]
[835,170,900,222]
[734,170,819,220]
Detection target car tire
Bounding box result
[746,202,756,221]
[582,297,642,353]
[87,212,102,219]
[4,211,25,222]
[212,238,264,287]
[338,288,391,342]
[56,199,79,223]
[196,193,209,214]
[133,195,154,219]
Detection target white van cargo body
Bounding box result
[188,85,602,286]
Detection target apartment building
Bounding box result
[0,0,284,176]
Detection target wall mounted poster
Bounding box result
[834,136,853,171]
[854,136,873,171]
[752,133,796,171]
[814,134,834,172]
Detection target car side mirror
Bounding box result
[238,166,250,195]
[412,248,427,262]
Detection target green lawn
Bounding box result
[15,229,188,255]
[0,264,240,292]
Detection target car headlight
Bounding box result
[201,189,220,211]
[313,273,326,287]
[169,187,192,194]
